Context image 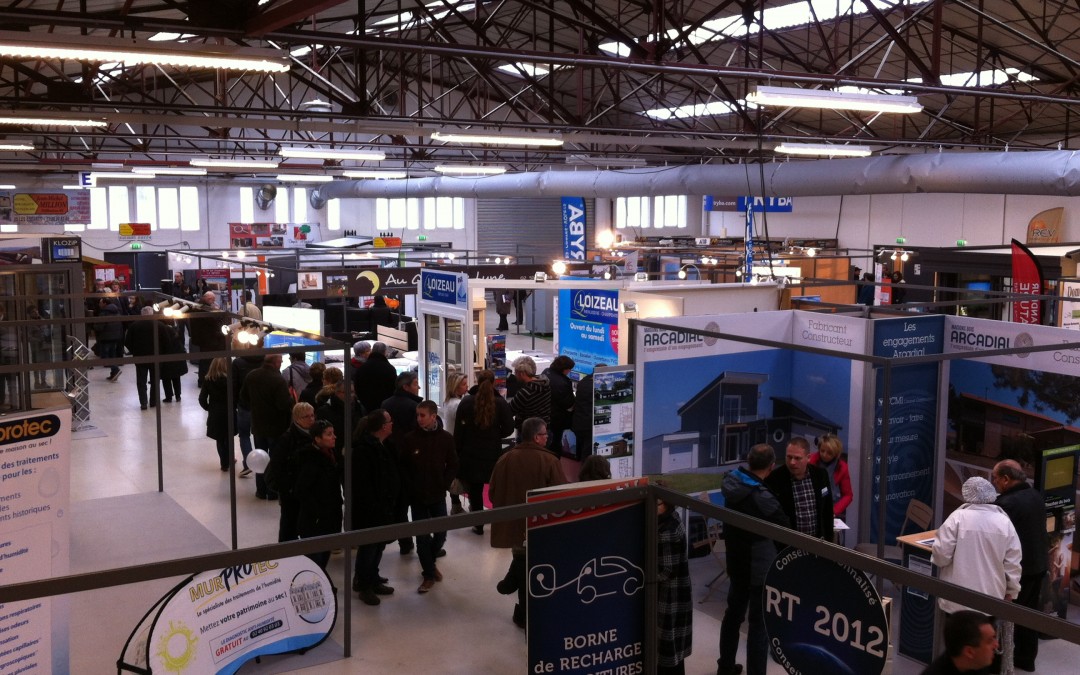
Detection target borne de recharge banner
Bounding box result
[119,556,336,675]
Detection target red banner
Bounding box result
[1011,239,1044,324]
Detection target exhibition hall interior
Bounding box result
[4,1,1080,673]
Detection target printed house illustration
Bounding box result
[948,392,1080,466]
[643,371,840,473]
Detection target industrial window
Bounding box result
[275,188,290,224]
[88,188,108,229]
[327,198,341,230]
[107,186,129,231]
[377,197,465,231]
[179,187,200,231]
[615,195,686,229]
[157,188,179,230]
[135,186,158,230]
[293,187,308,224]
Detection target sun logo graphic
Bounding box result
[156,620,199,673]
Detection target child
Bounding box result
[656,489,692,674]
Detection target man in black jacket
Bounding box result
[123,306,171,410]
[356,341,397,414]
[382,371,422,555]
[764,436,834,541]
[718,443,790,675]
[240,354,293,500]
[992,459,1049,672]
[268,402,316,542]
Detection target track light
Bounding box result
[190,158,280,169]
[279,147,386,161]
[775,143,872,158]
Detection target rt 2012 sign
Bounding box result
[763,547,888,675]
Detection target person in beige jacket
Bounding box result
[489,416,565,629]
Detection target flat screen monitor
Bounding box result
[966,281,992,292]
[1043,454,1076,491]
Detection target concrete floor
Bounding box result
[62,308,1080,674]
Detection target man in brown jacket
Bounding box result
[489,416,565,629]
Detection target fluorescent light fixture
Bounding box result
[342,170,408,179]
[774,142,872,157]
[431,131,563,147]
[0,30,290,73]
[89,172,154,182]
[433,165,507,175]
[566,154,647,168]
[190,158,280,169]
[279,147,386,161]
[0,114,106,128]
[131,166,207,176]
[0,143,33,151]
[275,174,334,182]
[747,85,922,114]
[0,184,15,189]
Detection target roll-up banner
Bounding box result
[1011,238,1045,324]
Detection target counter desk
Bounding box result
[896,529,939,665]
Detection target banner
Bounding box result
[0,189,90,226]
[704,196,794,212]
[557,288,618,379]
[118,556,336,675]
[526,478,647,675]
[0,407,73,674]
[561,197,587,261]
[764,547,888,675]
[1011,238,1045,324]
[869,315,943,543]
[419,269,467,307]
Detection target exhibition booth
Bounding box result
[629,307,1080,665]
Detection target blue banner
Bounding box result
[420,269,466,306]
[737,196,794,212]
[562,197,587,261]
[869,315,944,543]
[527,479,646,675]
[558,289,619,378]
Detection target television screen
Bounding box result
[966,281,992,292]
[1043,455,1076,491]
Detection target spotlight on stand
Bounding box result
[602,265,619,280]
[677,264,701,280]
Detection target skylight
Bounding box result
[368,0,477,34]
[496,63,567,78]
[641,100,741,120]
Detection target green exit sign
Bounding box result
[130,242,142,250]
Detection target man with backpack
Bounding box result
[266,402,317,542]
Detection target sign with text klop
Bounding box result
[557,288,619,379]
[526,478,647,675]
[118,556,336,675]
[419,269,468,306]
[869,315,943,544]
[0,408,73,675]
[764,547,888,675]
[562,197,587,261]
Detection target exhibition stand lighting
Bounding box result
[431,131,563,147]
[434,165,507,175]
[279,147,386,161]
[747,85,923,114]
[677,263,701,280]
[551,260,568,276]
[774,142,872,158]
[878,248,912,262]
[0,114,106,128]
[0,30,290,72]
[602,265,620,280]
[190,158,280,169]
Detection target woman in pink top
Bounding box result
[809,433,853,519]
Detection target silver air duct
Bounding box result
[314,151,1080,202]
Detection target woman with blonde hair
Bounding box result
[454,370,514,534]
[315,366,343,407]
[199,357,237,471]
[443,372,469,514]
[809,432,853,520]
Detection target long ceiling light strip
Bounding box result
[0,31,289,73]
[342,170,408,179]
[431,131,563,147]
[131,166,208,176]
[433,165,507,175]
[189,159,280,169]
[0,143,34,151]
[0,115,106,128]
[275,174,334,183]
[748,85,922,114]
[774,142,872,157]
[279,147,386,161]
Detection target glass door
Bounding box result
[0,273,19,411]
[425,314,443,404]
[24,272,70,392]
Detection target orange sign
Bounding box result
[1027,207,1063,244]
[373,236,402,247]
[13,193,69,215]
[119,222,152,238]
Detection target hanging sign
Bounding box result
[562,197,587,261]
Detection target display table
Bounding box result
[896,529,938,665]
